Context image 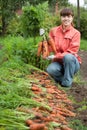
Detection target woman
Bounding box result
[46,8,81,87]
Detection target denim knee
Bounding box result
[63,54,74,63]
[46,62,62,75]
[46,64,57,75]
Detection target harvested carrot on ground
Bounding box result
[30,123,45,130]
[61,126,73,130]
[26,119,33,126]
[31,84,42,91]
[25,70,76,130]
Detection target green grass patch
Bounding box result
[70,119,87,130]
[0,58,51,129]
[80,39,87,50]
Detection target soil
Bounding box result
[66,50,87,127]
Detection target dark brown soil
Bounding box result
[67,50,87,127]
[79,50,87,80]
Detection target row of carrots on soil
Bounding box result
[17,71,75,130]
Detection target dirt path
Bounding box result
[66,50,87,127]
[79,50,87,81]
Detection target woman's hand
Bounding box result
[46,55,55,60]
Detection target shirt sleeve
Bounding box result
[55,31,81,59]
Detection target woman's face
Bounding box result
[61,15,73,27]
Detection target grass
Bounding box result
[0,59,51,129]
[80,39,87,50]
[70,119,87,130]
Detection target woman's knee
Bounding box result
[63,54,74,63]
[46,64,57,75]
[46,62,61,75]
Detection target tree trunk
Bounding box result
[1,15,7,35]
[77,0,80,31]
[1,0,7,35]
[55,2,58,15]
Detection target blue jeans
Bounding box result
[46,54,80,87]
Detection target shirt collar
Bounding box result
[59,25,73,32]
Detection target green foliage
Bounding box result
[40,13,61,34]
[0,109,29,130]
[77,105,87,111]
[70,119,87,130]
[21,2,51,37]
[21,4,39,37]
[0,36,50,70]
[49,0,69,8]
[0,58,51,129]
[72,7,87,40]
[80,39,87,50]
[0,35,87,71]
[1,0,87,39]
[48,122,61,130]
[80,14,87,39]
[6,2,61,37]
[0,0,24,35]
[7,16,22,36]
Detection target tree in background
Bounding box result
[0,0,28,35]
[77,0,80,31]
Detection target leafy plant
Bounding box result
[70,119,87,130]
[21,2,50,38]
[80,39,87,50]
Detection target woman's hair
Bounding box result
[60,8,74,17]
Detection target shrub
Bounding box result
[21,2,50,38]
[7,16,22,36]
[0,36,50,70]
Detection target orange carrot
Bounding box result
[48,38,57,54]
[37,42,43,56]
[61,126,73,130]
[26,119,33,126]
[31,85,41,92]
[30,123,45,130]
[42,41,49,59]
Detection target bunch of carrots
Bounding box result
[37,38,57,59]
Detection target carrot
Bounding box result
[41,71,49,76]
[44,127,48,130]
[30,123,45,130]
[48,38,57,54]
[43,116,53,122]
[37,41,49,58]
[37,42,43,56]
[42,41,49,59]
[61,126,73,130]
[31,85,41,92]
[33,119,42,123]
[57,109,75,117]
[26,119,33,126]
